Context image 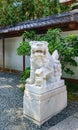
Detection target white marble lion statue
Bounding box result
[26,41,62,87]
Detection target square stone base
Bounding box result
[23,86,67,126]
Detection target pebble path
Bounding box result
[0,72,78,130]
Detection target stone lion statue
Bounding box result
[26,41,62,87]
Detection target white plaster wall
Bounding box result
[25,56,30,68]
[0,36,30,71]
[62,30,78,79]
[5,37,23,71]
[0,39,2,67]
[59,0,70,3]
[62,30,78,37]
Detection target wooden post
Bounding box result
[23,38,25,72]
[2,37,5,71]
[23,55,25,71]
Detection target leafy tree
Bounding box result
[20,67,30,83]
[64,34,78,74]
[17,31,36,56]
[0,0,22,26]
[0,0,71,26]
[17,41,31,56]
[37,29,78,75]
[17,29,78,78]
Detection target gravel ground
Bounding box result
[0,72,78,130]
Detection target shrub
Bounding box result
[20,67,30,83]
[17,29,78,82]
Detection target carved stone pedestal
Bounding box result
[23,83,67,126]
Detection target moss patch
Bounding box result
[66,80,78,102]
[19,84,25,91]
[68,92,78,102]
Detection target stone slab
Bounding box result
[48,114,78,130]
[25,80,64,94]
[24,85,66,101]
[23,85,67,125]
[73,112,78,119]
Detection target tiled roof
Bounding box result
[0,10,78,34]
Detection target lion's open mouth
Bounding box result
[33,50,46,55]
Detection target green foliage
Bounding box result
[20,67,30,83]
[62,34,78,74]
[17,28,78,82]
[65,34,78,57]
[0,0,71,26]
[17,31,37,56]
[0,0,22,26]
[37,29,78,75]
[17,41,31,56]
[22,31,37,40]
[38,28,63,54]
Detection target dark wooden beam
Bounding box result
[2,37,5,71]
